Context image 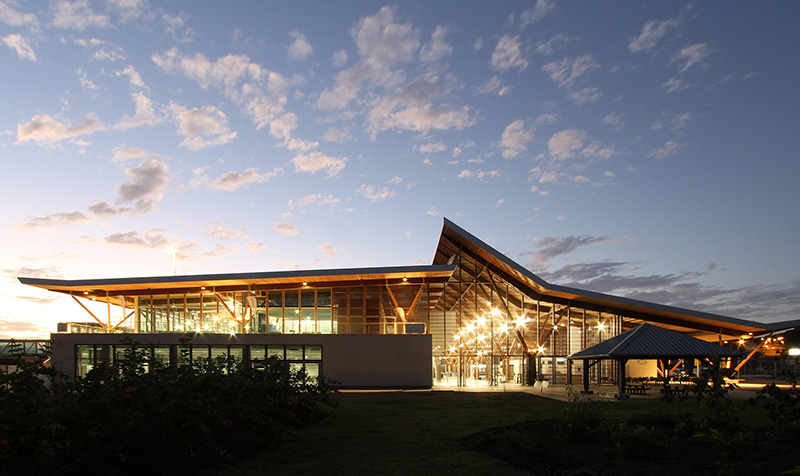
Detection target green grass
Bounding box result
[216,390,697,476]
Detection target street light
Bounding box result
[166,246,177,276]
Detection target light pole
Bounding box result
[167,246,177,276]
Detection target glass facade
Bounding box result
[75,343,323,380]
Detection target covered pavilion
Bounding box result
[568,323,744,397]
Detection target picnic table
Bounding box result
[625,383,650,395]
[660,385,688,396]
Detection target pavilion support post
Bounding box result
[527,352,537,385]
[567,359,573,385]
[581,358,592,394]
[616,359,629,399]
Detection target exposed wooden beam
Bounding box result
[71,295,108,331]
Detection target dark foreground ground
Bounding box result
[216,390,800,476]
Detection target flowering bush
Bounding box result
[0,338,336,475]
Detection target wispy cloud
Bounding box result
[291,151,347,178]
[16,114,104,145]
[50,0,110,30]
[542,55,599,89]
[274,223,299,236]
[287,31,312,61]
[647,140,685,159]
[491,34,528,72]
[210,167,283,191]
[2,33,36,61]
[169,103,237,150]
[628,18,679,52]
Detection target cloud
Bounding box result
[523,235,626,269]
[274,223,299,236]
[663,77,691,93]
[426,207,440,216]
[322,126,352,143]
[536,33,576,55]
[207,224,247,240]
[160,12,194,42]
[628,19,679,52]
[50,0,110,30]
[153,48,288,129]
[291,151,347,178]
[356,184,396,202]
[418,142,446,154]
[674,43,713,73]
[89,159,170,216]
[477,76,512,96]
[17,211,92,230]
[316,6,419,110]
[332,49,347,67]
[568,87,601,105]
[104,228,170,248]
[491,34,528,72]
[2,33,36,61]
[457,169,500,179]
[601,112,624,128]
[647,140,685,159]
[651,112,692,131]
[211,167,282,191]
[111,147,166,163]
[520,0,556,27]
[287,31,312,61]
[542,55,599,89]
[115,92,162,130]
[0,2,39,28]
[548,129,587,159]
[287,194,341,211]
[169,103,237,150]
[312,243,343,264]
[500,119,534,159]
[246,241,265,253]
[16,114,104,145]
[120,65,146,89]
[419,25,452,62]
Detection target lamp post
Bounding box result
[166,246,177,276]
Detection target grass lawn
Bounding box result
[216,389,696,476]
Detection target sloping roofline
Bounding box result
[434,218,769,337]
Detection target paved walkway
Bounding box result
[429,379,794,402]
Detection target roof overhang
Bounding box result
[19,264,456,300]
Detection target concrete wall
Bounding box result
[50,332,432,388]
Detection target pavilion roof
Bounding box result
[568,323,744,360]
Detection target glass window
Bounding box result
[154,346,171,365]
[305,345,322,360]
[284,290,299,308]
[317,308,332,334]
[210,346,228,360]
[268,308,282,333]
[301,289,315,308]
[268,291,283,307]
[285,308,300,334]
[286,345,303,361]
[300,308,315,334]
[250,346,266,361]
[304,362,320,380]
[317,289,331,307]
[267,345,284,359]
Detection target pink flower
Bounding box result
[0,440,9,453]
[124,387,137,399]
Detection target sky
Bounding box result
[1,0,799,339]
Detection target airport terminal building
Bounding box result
[19,219,779,388]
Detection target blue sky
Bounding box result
[1,0,798,338]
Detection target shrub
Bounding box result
[0,338,336,475]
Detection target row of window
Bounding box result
[75,344,322,380]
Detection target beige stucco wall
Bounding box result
[50,332,432,388]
